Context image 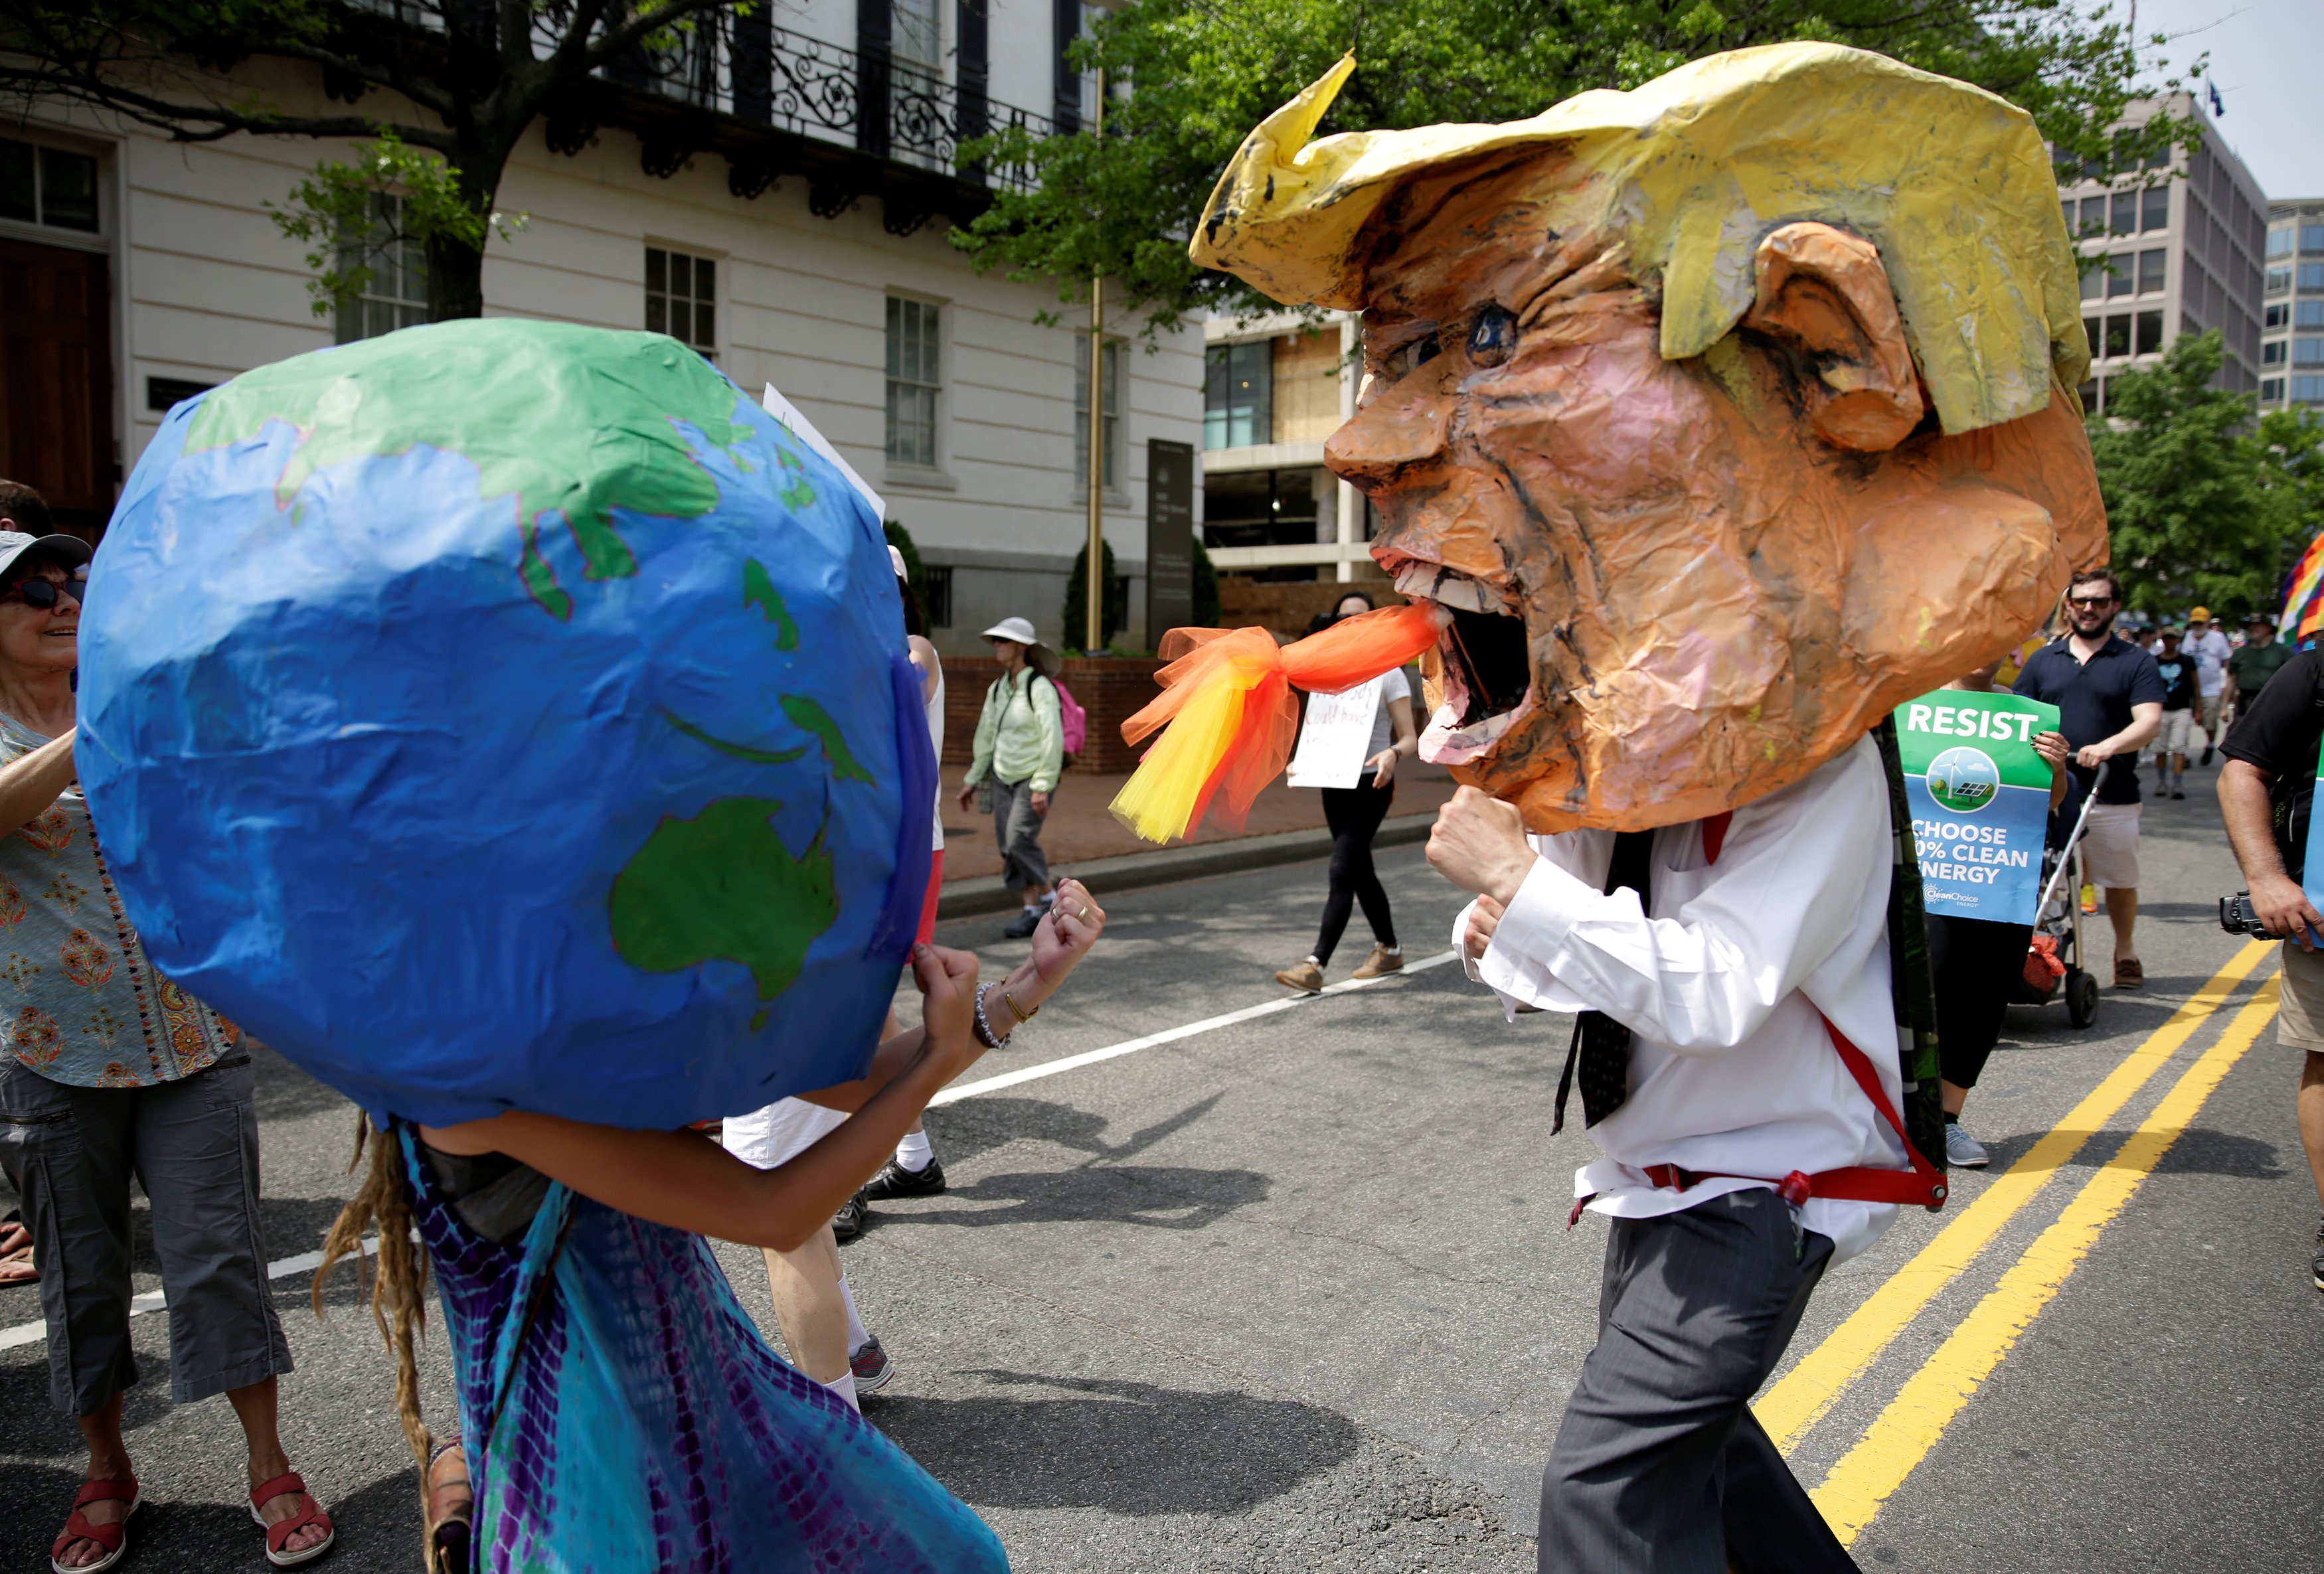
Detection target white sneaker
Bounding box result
[1944,1123,1989,1168]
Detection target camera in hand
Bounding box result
[2221,893,2273,936]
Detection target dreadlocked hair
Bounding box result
[313,1111,438,1499]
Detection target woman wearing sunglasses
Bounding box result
[0,524,339,1571]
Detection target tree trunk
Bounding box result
[425,144,515,323]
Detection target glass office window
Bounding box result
[2140,187,2169,233]
[2106,257,2133,298]
[2305,224,2324,253]
[336,195,428,342]
[2267,303,2289,329]
[0,139,99,232]
[2264,341,2287,366]
[2135,310,2163,355]
[2293,376,2324,402]
[2103,315,2130,358]
[2303,264,2324,291]
[2110,191,2137,236]
[645,246,717,356]
[2300,300,2324,329]
[2080,196,2109,234]
[2138,250,2166,293]
[1074,337,1123,489]
[2271,229,2297,258]
[1203,340,1272,450]
[2262,377,2284,401]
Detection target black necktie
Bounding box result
[1552,829,1655,1133]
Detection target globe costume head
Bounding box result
[1189,43,2108,832]
[76,320,933,1129]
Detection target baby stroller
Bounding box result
[2011,783,2100,1027]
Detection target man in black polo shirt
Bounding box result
[2013,568,2166,988]
[2216,643,2324,1291]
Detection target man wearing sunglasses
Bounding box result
[2013,568,2167,988]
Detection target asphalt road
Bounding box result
[0,761,2315,1572]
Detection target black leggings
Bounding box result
[1926,913,2033,1091]
[1313,781,1396,965]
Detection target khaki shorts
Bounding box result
[2080,801,2141,890]
[2279,941,2324,1054]
[2157,710,2193,756]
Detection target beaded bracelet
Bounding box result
[972,984,1011,1050]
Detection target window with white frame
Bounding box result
[336,194,428,343]
[886,297,942,469]
[0,139,98,232]
[1075,337,1123,490]
[647,247,717,357]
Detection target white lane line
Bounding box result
[3,949,1466,1348]
[930,949,1461,1106]
[0,1239,374,1352]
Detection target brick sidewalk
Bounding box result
[938,759,1459,883]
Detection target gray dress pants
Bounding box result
[1540,1187,1858,1574]
[0,1054,291,1415]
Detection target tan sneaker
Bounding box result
[1350,945,1406,979]
[1273,959,1324,992]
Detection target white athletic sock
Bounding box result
[823,1370,860,1413]
[894,1130,935,1172]
[1379,943,1401,955]
[839,1274,871,1352]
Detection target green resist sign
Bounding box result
[1895,689,2061,924]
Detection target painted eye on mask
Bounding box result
[1466,305,1517,368]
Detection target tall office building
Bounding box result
[2260,200,2324,411]
[2059,91,2266,414]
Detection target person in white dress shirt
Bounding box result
[1185,43,2105,1574]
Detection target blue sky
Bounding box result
[2127,0,2323,200]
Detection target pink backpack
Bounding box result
[1046,674,1088,763]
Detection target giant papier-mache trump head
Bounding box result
[1193,43,2108,832]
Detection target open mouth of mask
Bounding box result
[1390,560,1535,766]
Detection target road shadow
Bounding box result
[1973,1127,2285,1181]
[863,1160,1268,1233]
[876,1371,1361,1515]
[2153,1127,2287,1180]
[922,1092,1225,1172]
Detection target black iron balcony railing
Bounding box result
[600,8,1056,200]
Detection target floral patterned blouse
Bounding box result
[0,714,237,1086]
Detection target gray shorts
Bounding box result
[0,1054,291,1415]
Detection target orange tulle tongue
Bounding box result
[1110,600,1446,843]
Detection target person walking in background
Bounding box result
[1928,659,2072,1168]
[2215,640,2324,1291]
[1274,591,1419,992]
[2012,568,2164,989]
[2152,627,2198,799]
[2187,608,2232,765]
[2224,612,2293,736]
[958,617,1065,940]
[0,522,337,1571]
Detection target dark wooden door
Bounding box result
[0,240,115,532]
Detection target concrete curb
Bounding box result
[934,811,1440,921]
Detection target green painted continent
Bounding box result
[184,319,756,619]
[608,798,837,1000]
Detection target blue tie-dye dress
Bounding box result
[400,1125,1007,1572]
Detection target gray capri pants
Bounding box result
[0,1054,291,1415]
[989,775,1054,894]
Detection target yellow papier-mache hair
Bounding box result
[1191,43,2090,436]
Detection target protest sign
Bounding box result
[1286,676,1384,789]
[1896,688,2060,924]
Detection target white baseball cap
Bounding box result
[0,530,92,586]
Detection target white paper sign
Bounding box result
[762,382,886,520]
[1286,676,1384,789]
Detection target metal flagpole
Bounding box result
[1084,64,1106,655]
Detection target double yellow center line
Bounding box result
[1751,939,2278,1541]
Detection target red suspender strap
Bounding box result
[1807,1014,1948,1208]
[1701,811,1732,866]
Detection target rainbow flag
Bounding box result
[2285,526,2324,651]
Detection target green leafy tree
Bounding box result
[0,1,744,321]
[2086,332,2295,620]
[1062,538,1125,651]
[954,0,2200,335]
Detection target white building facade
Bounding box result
[0,1,1201,655]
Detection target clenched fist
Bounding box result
[1427,786,1536,905]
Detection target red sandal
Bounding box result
[248,1470,335,1568]
[49,1476,139,1574]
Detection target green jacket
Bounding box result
[966,668,1064,794]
